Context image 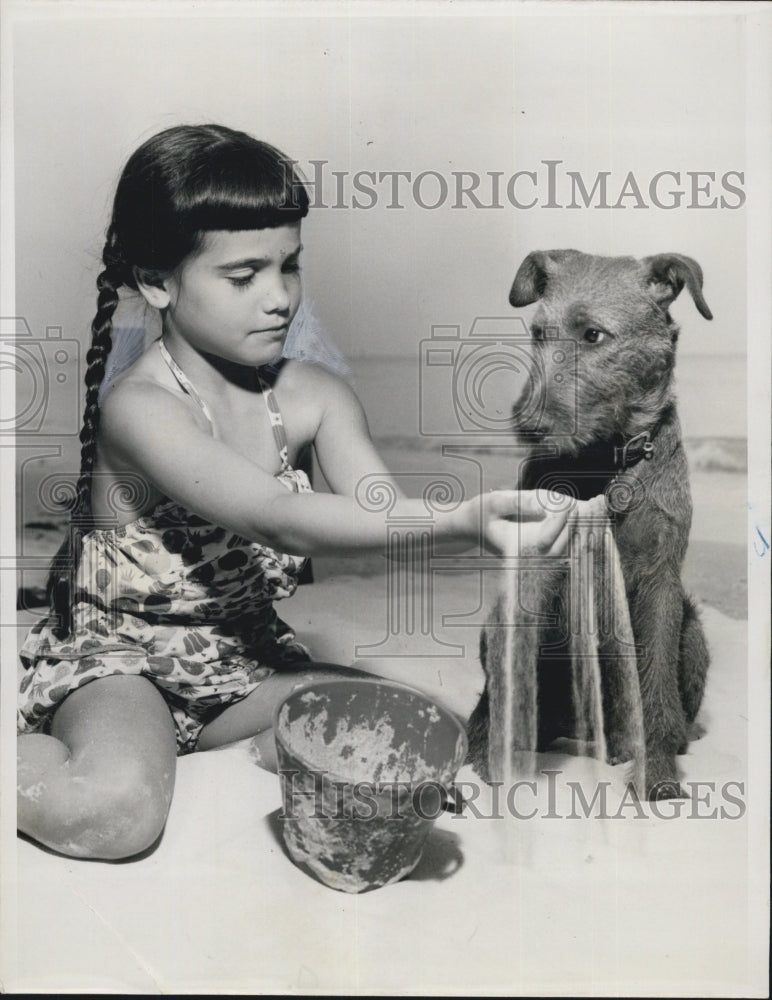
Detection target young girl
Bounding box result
[17,124,577,861]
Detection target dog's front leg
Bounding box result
[627,570,689,799]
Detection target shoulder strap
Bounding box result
[158,340,215,426]
[159,340,291,471]
[257,374,291,472]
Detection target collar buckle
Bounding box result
[614,430,654,471]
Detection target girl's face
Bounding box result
[159,224,303,367]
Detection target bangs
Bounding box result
[181,144,309,233]
[113,125,310,276]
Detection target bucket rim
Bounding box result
[272,675,468,786]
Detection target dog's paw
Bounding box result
[606,740,634,766]
[677,721,707,754]
[649,780,687,801]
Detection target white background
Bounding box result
[1,1,769,995]
[11,6,747,362]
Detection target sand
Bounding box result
[8,579,763,995]
[6,456,765,995]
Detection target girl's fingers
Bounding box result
[534,507,572,551]
[542,495,608,557]
[485,490,533,519]
[488,490,607,521]
[546,513,574,555]
[487,491,609,556]
[533,488,577,518]
[487,489,575,521]
[571,494,609,523]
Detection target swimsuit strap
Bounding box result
[159,340,291,472]
[256,372,291,472]
[159,340,215,424]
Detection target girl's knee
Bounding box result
[59,758,174,860]
[22,674,179,858]
[102,760,173,857]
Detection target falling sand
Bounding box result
[487,504,647,857]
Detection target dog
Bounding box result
[466,250,712,800]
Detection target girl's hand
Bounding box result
[472,490,608,557]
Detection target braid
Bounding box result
[42,125,310,637]
[74,262,121,516]
[47,231,123,636]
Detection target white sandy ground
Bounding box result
[6,563,766,997]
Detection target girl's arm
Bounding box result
[100,374,574,557]
[307,365,582,557]
[99,378,510,555]
[301,363,404,499]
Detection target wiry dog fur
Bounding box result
[466,250,712,800]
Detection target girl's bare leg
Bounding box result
[198,661,376,769]
[17,675,177,860]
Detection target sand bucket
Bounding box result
[274,678,468,893]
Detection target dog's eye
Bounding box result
[584,328,606,344]
[531,324,544,340]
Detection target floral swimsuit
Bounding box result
[18,342,313,753]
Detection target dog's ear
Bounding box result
[643,254,713,320]
[509,250,578,307]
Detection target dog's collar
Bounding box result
[613,430,655,472]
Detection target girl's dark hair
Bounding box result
[47,124,309,635]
